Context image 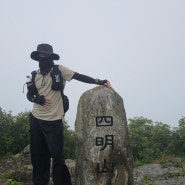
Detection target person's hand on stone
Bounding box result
[104,81,111,88]
[97,80,111,88]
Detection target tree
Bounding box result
[128,117,172,164]
[0,109,30,157]
[128,117,153,162]
[63,120,75,159]
[10,111,30,154]
[0,107,75,159]
[150,122,171,154]
[170,117,185,156]
[0,107,14,157]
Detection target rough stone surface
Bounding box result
[133,157,185,185]
[1,147,185,184]
[75,86,134,185]
[0,145,75,185]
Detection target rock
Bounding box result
[75,86,134,185]
[134,159,185,185]
[0,147,75,185]
[1,146,185,185]
[0,179,12,185]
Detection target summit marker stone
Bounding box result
[75,86,133,185]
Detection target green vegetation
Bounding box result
[142,175,155,185]
[128,116,185,166]
[0,107,75,160]
[1,106,185,167]
[0,108,30,158]
[6,181,20,185]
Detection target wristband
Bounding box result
[97,80,108,85]
[95,79,100,84]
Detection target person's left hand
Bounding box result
[104,81,111,88]
[97,79,112,88]
[43,97,51,107]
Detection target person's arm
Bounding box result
[26,91,46,105]
[26,91,35,103]
[72,72,111,88]
[26,82,51,106]
[26,91,51,106]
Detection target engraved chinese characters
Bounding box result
[96,116,114,173]
[75,86,134,185]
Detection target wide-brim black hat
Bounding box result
[31,43,60,61]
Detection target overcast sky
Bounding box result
[0,0,185,130]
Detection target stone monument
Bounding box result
[75,86,133,185]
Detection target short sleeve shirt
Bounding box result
[32,65,74,121]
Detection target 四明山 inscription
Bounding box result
[75,86,134,185]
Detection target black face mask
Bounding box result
[39,57,54,75]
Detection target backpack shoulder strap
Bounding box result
[52,65,61,76]
[53,64,59,70]
[31,70,38,96]
[31,71,37,86]
[52,65,69,113]
[56,65,65,95]
[31,70,37,79]
[50,65,64,93]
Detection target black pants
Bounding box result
[29,113,72,185]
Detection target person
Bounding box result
[26,43,111,185]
